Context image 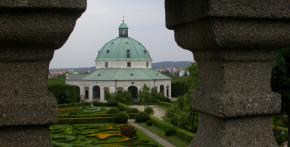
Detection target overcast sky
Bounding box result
[49,0,194,68]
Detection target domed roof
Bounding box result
[95,37,152,61]
[119,22,128,29]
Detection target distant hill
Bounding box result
[50,61,193,73]
[152,61,193,69]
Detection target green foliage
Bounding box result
[127,108,139,113]
[135,112,149,123]
[112,112,129,124]
[164,128,176,136]
[139,85,153,106]
[146,120,153,126]
[49,84,80,104]
[144,106,154,115]
[117,103,131,111]
[171,78,189,97]
[149,116,195,142]
[109,91,133,104]
[50,124,159,146]
[48,77,65,87]
[57,117,112,124]
[107,108,119,114]
[165,63,199,132]
[151,90,171,103]
[271,48,290,113]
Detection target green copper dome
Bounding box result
[95,37,152,61]
[119,22,128,29]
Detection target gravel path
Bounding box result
[128,119,175,147]
[129,105,166,120]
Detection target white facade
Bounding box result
[66,79,171,103]
[96,61,152,69]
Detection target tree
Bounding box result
[271,48,290,114]
[271,48,289,145]
[139,84,152,107]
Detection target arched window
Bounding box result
[84,87,89,99]
[93,85,101,100]
[166,85,169,98]
[160,85,165,96]
[128,86,138,99]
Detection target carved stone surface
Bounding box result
[165,0,289,146]
[0,0,86,146]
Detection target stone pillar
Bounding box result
[100,87,105,103]
[79,86,84,101]
[89,86,93,102]
[165,0,290,146]
[0,1,86,146]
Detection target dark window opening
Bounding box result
[105,62,108,68]
[127,50,130,58]
[107,50,110,53]
[146,62,149,67]
[127,62,131,67]
[85,87,89,99]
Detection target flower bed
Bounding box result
[50,124,158,146]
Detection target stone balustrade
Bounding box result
[165,0,289,146]
[0,0,86,146]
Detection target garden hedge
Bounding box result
[149,116,195,142]
[57,117,113,124]
[58,102,118,108]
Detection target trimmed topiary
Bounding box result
[144,106,154,115]
[146,120,153,126]
[112,112,129,124]
[120,124,137,138]
[107,108,119,114]
[164,128,176,136]
[135,112,149,123]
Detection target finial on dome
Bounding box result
[119,17,128,37]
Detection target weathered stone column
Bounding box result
[0,1,86,146]
[165,0,290,146]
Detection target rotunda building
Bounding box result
[66,22,171,103]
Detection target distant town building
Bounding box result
[66,21,171,103]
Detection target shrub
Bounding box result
[112,112,129,124]
[111,91,133,104]
[146,120,153,126]
[164,128,176,136]
[49,84,80,104]
[107,108,119,114]
[127,108,139,113]
[135,112,149,123]
[120,125,136,138]
[144,106,154,115]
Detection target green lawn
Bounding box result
[140,123,190,147]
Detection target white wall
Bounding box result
[66,79,171,103]
[96,61,152,69]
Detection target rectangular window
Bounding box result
[146,62,149,67]
[127,50,130,58]
[105,62,108,68]
[85,87,89,99]
[107,50,110,53]
[127,62,131,67]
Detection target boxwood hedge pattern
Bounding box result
[50,124,158,147]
